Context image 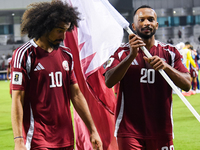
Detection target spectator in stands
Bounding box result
[178,30,182,39]
[7,38,14,44]
[1,53,6,60]
[167,37,173,45]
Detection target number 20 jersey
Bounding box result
[11,39,77,149]
[103,40,188,140]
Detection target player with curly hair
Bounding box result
[11,1,102,150]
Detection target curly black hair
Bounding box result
[21,1,80,40]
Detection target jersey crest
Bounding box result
[103,58,114,69]
[62,60,69,71]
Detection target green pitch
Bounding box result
[0,80,14,149]
[0,80,200,150]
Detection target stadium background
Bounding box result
[0,0,200,77]
[0,0,200,149]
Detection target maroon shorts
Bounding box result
[117,137,174,150]
[37,146,74,150]
[190,66,198,78]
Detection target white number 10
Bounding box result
[49,71,62,88]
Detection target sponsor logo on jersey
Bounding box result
[103,58,114,69]
[131,59,139,65]
[62,60,69,71]
[34,63,45,71]
[12,71,22,85]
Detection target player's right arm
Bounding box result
[11,90,27,150]
[105,34,145,88]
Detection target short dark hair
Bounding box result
[185,41,190,45]
[133,5,153,17]
[21,1,80,40]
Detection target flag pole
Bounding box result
[125,26,200,122]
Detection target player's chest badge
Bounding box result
[62,60,69,71]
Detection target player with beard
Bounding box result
[103,5,191,150]
[11,1,102,150]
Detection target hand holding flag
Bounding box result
[94,0,200,123]
[126,27,200,122]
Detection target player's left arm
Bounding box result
[70,83,103,150]
[143,56,191,91]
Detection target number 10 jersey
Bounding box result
[11,39,77,149]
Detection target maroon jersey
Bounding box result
[11,39,77,149]
[103,40,188,140]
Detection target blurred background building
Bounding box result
[0,0,200,72]
[0,0,52,73]
[110,0,200,45]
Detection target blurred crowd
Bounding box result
[0,53,12,70]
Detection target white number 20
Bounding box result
[140,68,155,84]
[161,145,174,150]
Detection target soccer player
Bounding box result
[11,1,102,150]
[103,5,191,150]
[183,42,197,72]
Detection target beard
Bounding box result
[135,27,156,40]
[49,42,60,50]
[48,39,63,50]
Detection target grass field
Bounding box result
[0,80,200,150]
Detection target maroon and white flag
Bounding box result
[62,0,129,149]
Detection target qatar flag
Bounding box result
[62,0,129,149]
